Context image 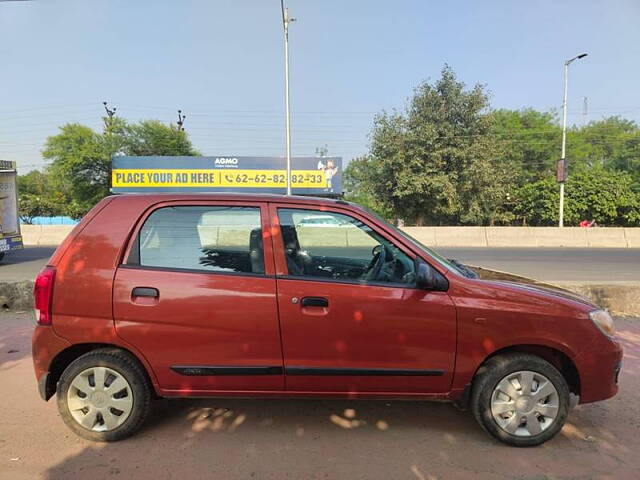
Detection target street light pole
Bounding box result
[280,0,294,195]
[558,53,587,227]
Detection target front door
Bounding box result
[113,201,284,395]
[271,205,457,394]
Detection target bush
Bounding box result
[514,167,640,226]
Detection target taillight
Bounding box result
[34,266,56,325]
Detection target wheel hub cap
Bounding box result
[90,391,108,408]
[515,395,533,413]
[66,366,134,432]
[490,370,560,437]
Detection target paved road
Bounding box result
[1,246,639,282]
[1,312,639,479]
[437,247,640,282]
[0,247,55,282]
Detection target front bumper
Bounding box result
[577,338,623,404]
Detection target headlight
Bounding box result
[589,310,616,337]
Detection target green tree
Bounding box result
[490,109,561,183]
[121,120,198,156]
[514,167,640,226]
[568,117,640,182]
[356,65,514,225]
[343,156,393,219]
[17,170,67,223]
[42,117,199,218]
[43,124,109,216]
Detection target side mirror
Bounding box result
[414,259,446,291]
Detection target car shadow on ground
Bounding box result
[145,396,481,438]
[43,398,494,479]
[42,395,635,480]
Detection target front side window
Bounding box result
[278,208,415,286]
[134,206,264,274]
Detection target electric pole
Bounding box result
[103,101,117,130]
[558,53,587,228]
[177,110,186,131]
[280,0,295,195]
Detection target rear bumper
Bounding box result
[37,372,50,401]
[576,338,623,404]
[32,325,71,401]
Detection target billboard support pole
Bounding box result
[281,1,294,195]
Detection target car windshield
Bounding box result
[359,206,466,276]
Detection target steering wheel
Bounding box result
[364,244,387,281]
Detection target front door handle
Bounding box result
[301,296,328,307]
[132,287,159,298]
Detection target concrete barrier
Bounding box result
[19,224,640,248]
[534,227,588,247]
[20,225,75,246]
[586,229,628,248]
[433,227,487,247]
[625,228,640,248]
[485,227,536,248]
[402,227,436,246]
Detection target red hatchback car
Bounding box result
[32,194,622,446]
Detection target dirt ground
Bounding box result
[1,312,639,480]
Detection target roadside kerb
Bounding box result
[554,282,640,317]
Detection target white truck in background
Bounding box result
[0,160,23,261]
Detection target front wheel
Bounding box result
[56,348,152,442]
[471,353,570,447]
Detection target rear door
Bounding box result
[271,204,457,394]
[113,200,284,395]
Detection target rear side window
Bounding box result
[129,206,264,274]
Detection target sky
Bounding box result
[1,0,639,172]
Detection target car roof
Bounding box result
[107,192,354,209]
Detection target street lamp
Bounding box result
[280,0,295,195]
[558,52,588,227]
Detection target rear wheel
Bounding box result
[0,252,5,262]
[56,348,152,442]
[471,353,570,447]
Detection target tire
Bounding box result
[0,252,5,262]
[56,348,152,442]
[471,353,570,447]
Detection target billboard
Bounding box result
[111,156,343,196]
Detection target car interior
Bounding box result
[279,210,415,285]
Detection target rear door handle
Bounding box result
[132,287,159,298]
[301,296,328,307]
